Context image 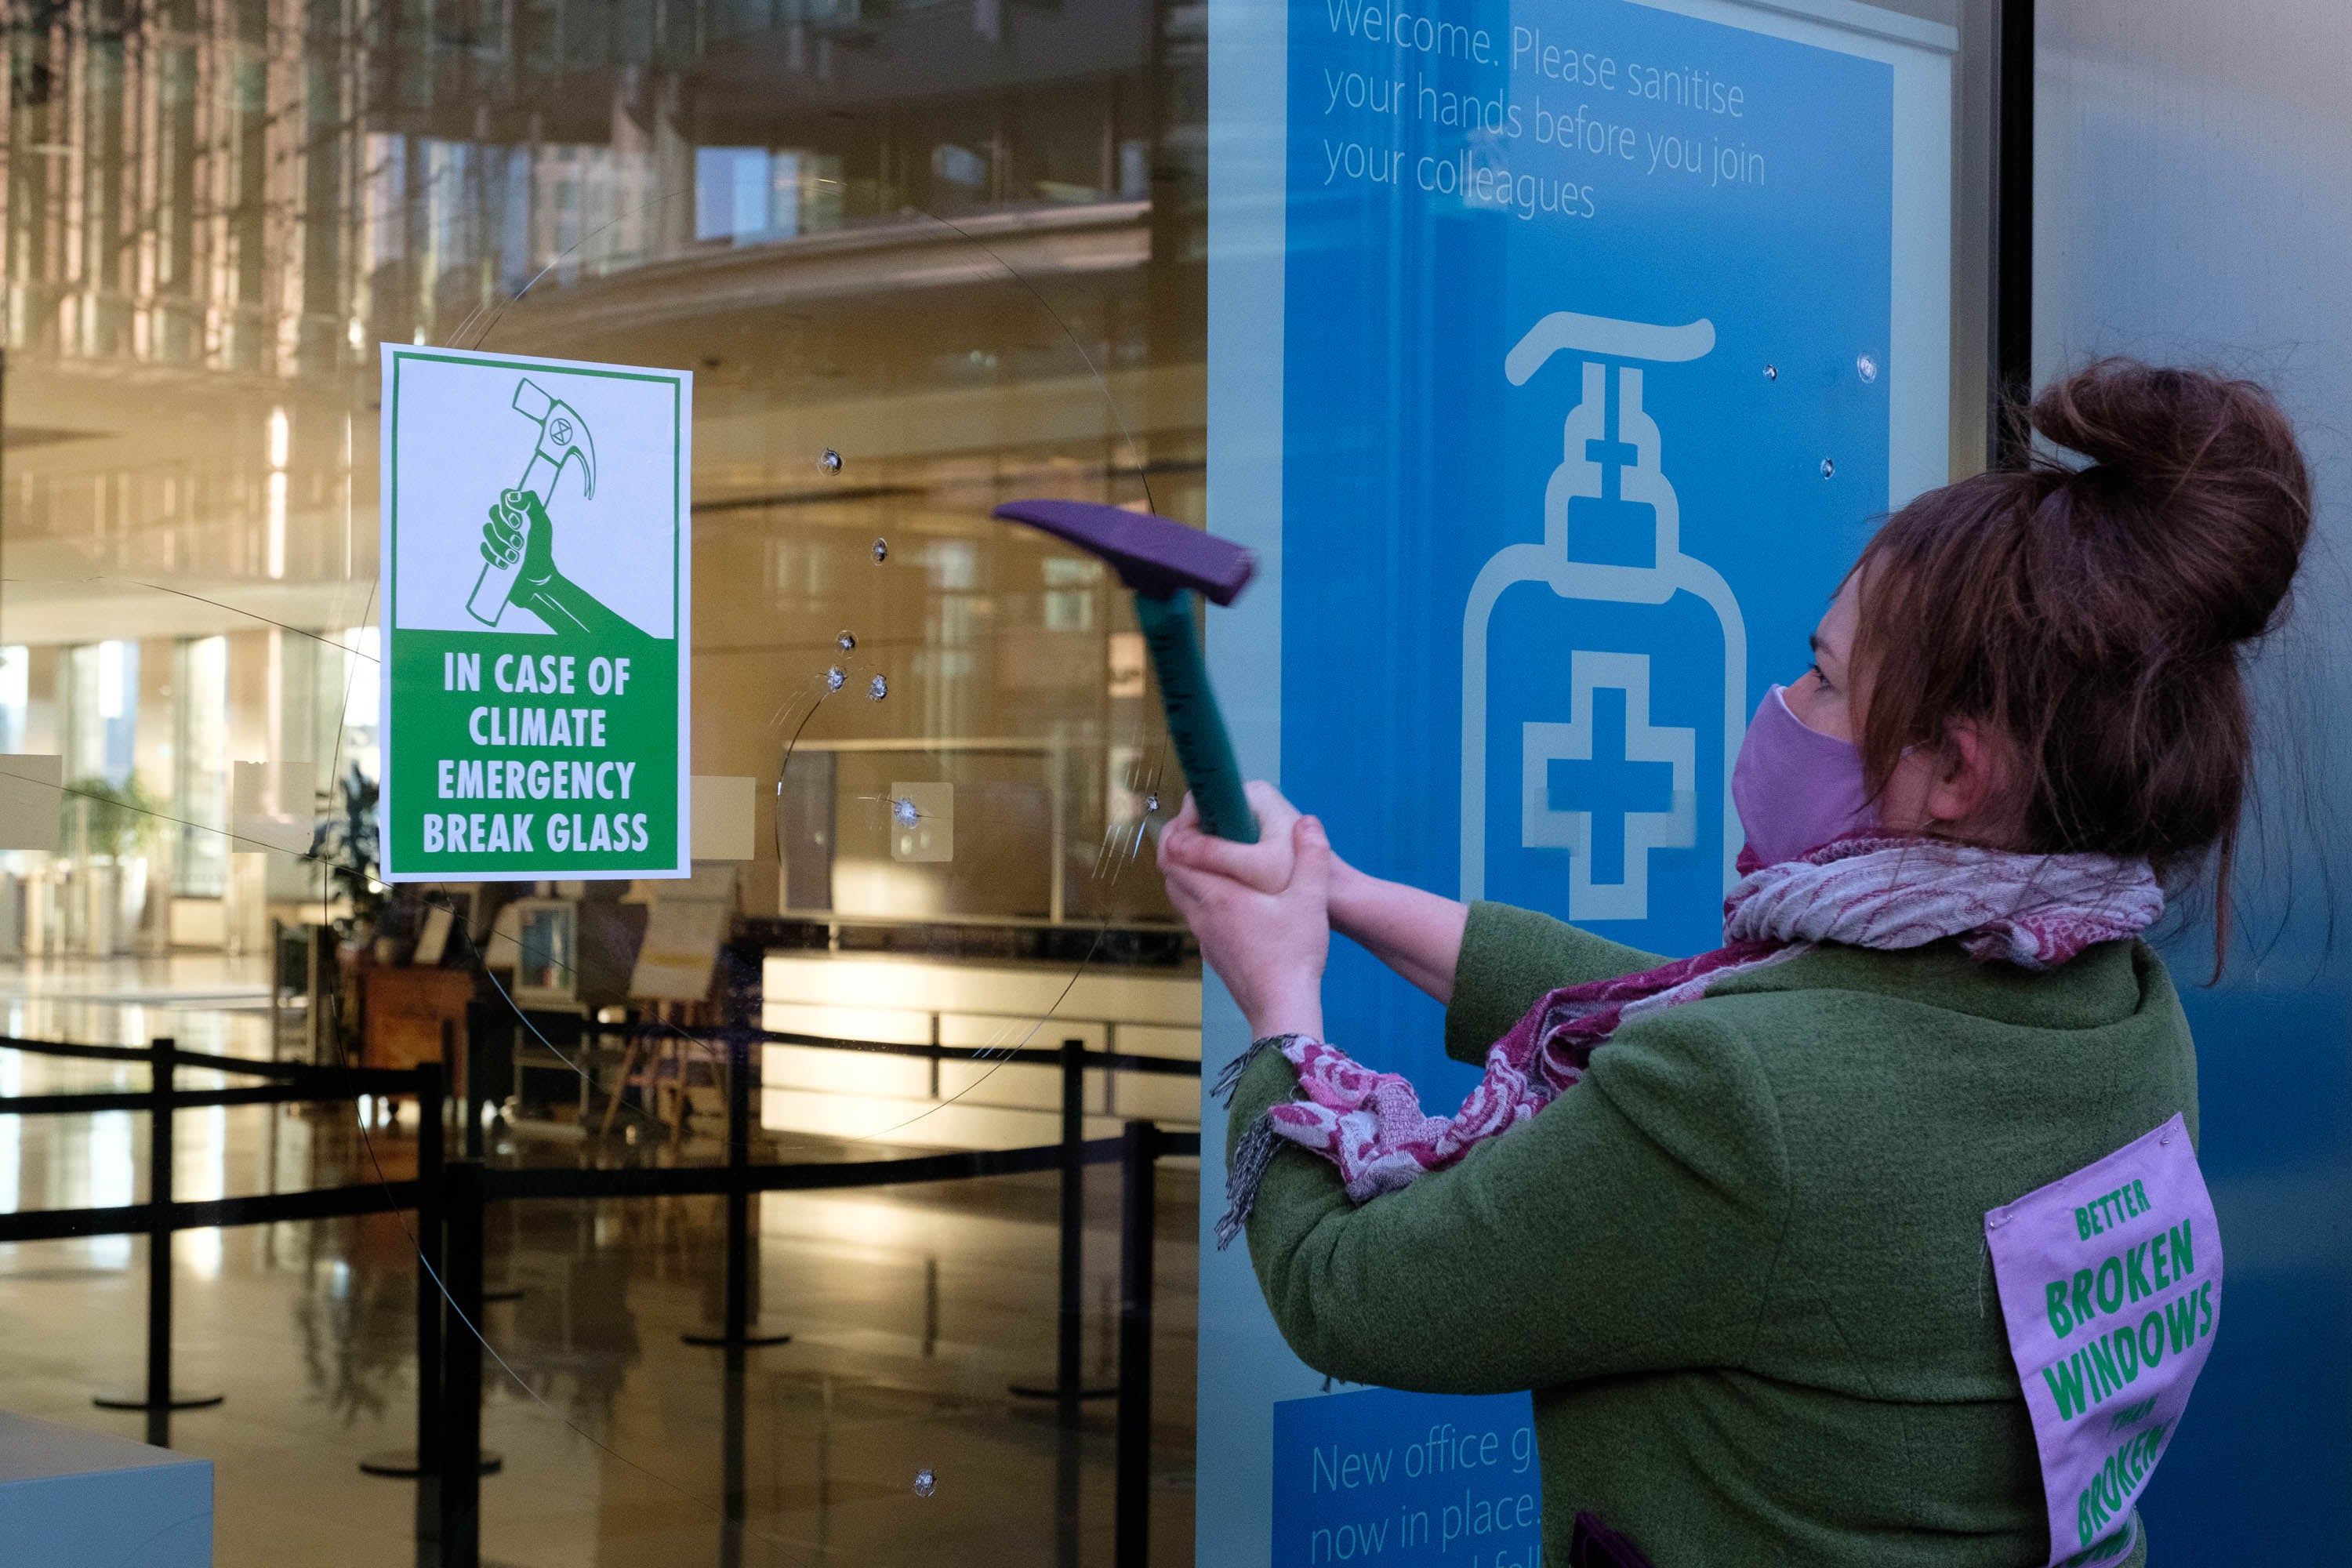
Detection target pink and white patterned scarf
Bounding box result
[1214,835,2163,1247]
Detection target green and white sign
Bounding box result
[379,345,692,882]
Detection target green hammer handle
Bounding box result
[1131,590,1259,844]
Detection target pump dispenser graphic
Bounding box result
[1461,311,1748,923]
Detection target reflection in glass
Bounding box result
[0,0,1210,1552]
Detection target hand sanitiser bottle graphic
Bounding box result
[1461,312,1748,937]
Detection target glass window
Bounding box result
[63,641,137,789]
[5,0,1203,1545]
[173,637,230,898]
[0,0,2011,1558]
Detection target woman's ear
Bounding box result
[1924,721,2009,835]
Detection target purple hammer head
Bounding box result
[992,499,1257,606]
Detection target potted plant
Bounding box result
[310,762,387,948]
[64,775,162,956]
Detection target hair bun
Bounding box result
[2027,358,2312,647]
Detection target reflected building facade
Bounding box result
[0,0,1204,953]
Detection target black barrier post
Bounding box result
[441,1159,485,1568]
[357,1065,446,1515]
[461,1015,485,1161]
[455,1014,520,1308]
[95,1037,223,1437]
[143,1037,175,1448]
[725,940,752,1349]
[1115,1120,1157,1568]
[720,1344,747,1568]
[685,936,788,1348]
[725,1027,750,1349]
[1012,1038,1114,1408]
[1056,1038,1084,1409]
[1055,1418,1082,1568]
[364,1058,503,1503]
[451,1014,523,1309]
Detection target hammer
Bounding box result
[993,499,1260,843]
[466,378,600,626]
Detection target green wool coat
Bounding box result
[1232,901,2200,1567]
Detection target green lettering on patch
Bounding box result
[2045,1353,2090,1422]
[2049,1280,2076,1338]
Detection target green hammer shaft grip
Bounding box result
[1131,590,1258,844]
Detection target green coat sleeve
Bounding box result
[1229,1004,1791,1396]
[1444,901,1671,1065]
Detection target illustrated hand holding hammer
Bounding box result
[467,378,600,628]
[481,488,560,593]
[466,377,637,641]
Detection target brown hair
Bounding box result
[1849,358,2313,968]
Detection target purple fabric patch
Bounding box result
[1984,1114,2222,1566]
[1568,1512,1654,1567]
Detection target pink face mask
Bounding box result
[1730,684,1879,867]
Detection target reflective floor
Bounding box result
[0,957,1199,1566]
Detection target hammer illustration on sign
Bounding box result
[466,378,599,626]
[993,499,1260,843]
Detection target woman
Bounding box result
[1160,361,2310,1567]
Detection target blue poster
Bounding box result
[1285,0,1893,966]
[1203,0,1953,1561]
[1274,1389,1544,1568]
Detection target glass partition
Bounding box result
[0,0,1205,1557]
[1196,0,1998,1562]
[0,0,2009,1560]
[2038,0,2352,1551]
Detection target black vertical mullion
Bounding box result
[1990,0,2034,467]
